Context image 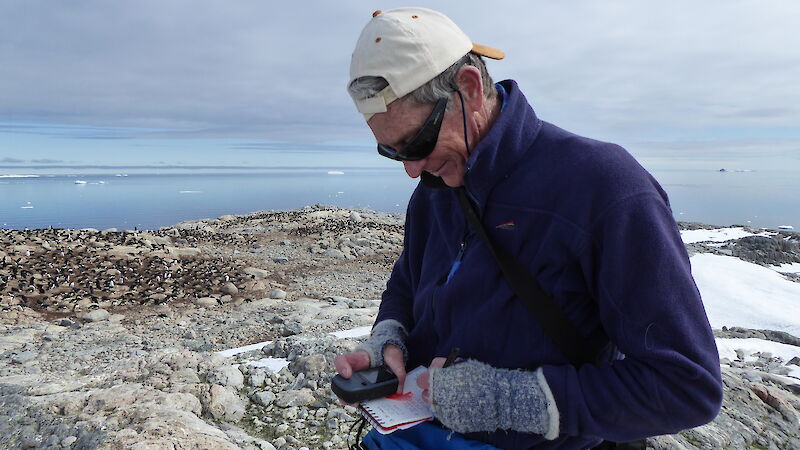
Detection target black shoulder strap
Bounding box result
[456,187,598,366]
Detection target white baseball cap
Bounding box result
[349,7,504,121]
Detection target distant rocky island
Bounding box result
[1,206,798,449]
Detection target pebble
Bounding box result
[273,257,290,264]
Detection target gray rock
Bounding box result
[11,351,38,365]
[221,282,239,295]
[170,367,201,384]
[280,406,299,419]
[79,309,110,322]
[56,318,80,328]
[61,436,78,448]
[207,365,245,390]
[193,297,218,308]
[281,321,303,337]
[289,354,328,381]
[273,257,289,264]
[324,249,346,259]
[243,267,270,279]
[252,390,276,407]
[349,212,362,222]
[275,389,315,408]
[204,385,246,422]
[248,369,267,387]
[270,289,287,300]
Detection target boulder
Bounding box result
[79,309,110,323]
[220,282,238,295]
[204,385,246,422]
[275,389,315,408]
[243,267,270,279]
[207,366,244,390]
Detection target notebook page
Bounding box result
[360,366,433,429]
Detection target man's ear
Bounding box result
[454,65,485,112]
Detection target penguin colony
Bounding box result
[0,227,261,313]
[1,205,404,314]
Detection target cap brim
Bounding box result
[471,43,504,60]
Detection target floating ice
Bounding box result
[178,190,203,194]
[74,180,87,184]
[778,225,794,230]
[327,170,345,175]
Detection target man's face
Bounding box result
[368,96,468,187]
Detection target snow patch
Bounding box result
[330,326,371,339]
[716,337,800,380]
[770,262,800,274]
[692,253,800,336]
[680,227,774,244]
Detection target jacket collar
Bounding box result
[462,80,542,211]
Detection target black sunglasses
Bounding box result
[376,97,448,161]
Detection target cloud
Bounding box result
[0,1,799,161]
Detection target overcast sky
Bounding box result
[1,0,799,170]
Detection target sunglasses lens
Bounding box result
[375,97,447,162]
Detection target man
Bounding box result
[334,7,722,449]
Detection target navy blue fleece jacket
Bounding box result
[374,80,722,448]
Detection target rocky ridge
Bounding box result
[0,210,798,449]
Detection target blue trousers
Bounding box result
[362,422,499,449]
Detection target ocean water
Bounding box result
[1,167,797,231]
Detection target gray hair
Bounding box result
[348,53,496,107]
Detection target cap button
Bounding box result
[372,10,382,18]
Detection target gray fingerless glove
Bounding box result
[429,359,560,439]
[355,319,408,368]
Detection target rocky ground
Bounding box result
[0,209,798,449]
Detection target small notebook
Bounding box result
[359,366,434,434]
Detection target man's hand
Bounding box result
[417,356,447,405]
[333,344,407,395]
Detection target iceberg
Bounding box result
[0,174,39,178]
[74,180,87,184]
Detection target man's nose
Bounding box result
[403,159,426,178]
